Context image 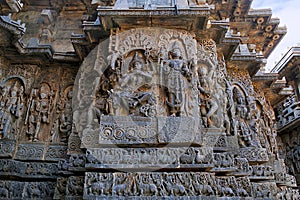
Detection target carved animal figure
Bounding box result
[86,151,99,164]
[264,166,273,176]
[72,155,86,167]
[90,182,105,195]
[0,186,8,198]
[256,188,270,198]
[217,185,235,197]
[223,186,235,196]
[194,150,212,164]
[180,148,195,164]
[67,178,83,196]
[108,90,125,115]
[213,154,222,168]
[164,177,186,196]
[222,154,233,168]
[27,184,41,198]
[194,183,214,195]
[139,182,158,196]
[112,184,128,196]
[236,188,249,197]
[254,165,264,176]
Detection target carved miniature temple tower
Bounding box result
[0,0,299,199]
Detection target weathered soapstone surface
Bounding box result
[0,0,298,199]
[266,46,300,192]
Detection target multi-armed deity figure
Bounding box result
[121,52,153,92]
[104,51,156,117]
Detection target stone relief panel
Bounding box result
[0,64,76,144]
[0,65,38,141]
[279,129,300,179]
[66,176,84,198]
[50,67,76,145]
[0,159,58,180]
[82,172,299,198]
[51,85,73,143]
[231,84,256,148]
[84,147,213,170]
[0,180,56,199]
[74,28,230,148]
[0,64,39,94]
[253,84,279,157]
[24,82,57,142]
[0,78,25,140]
[227,69,278,157]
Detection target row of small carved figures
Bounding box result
[0,181,56,199]
[82,172,299,198]
[59,152,279,179]
[84,173,249,197]
[0,159,58,177]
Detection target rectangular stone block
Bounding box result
[81,116,208,148]
[157,117,196,144]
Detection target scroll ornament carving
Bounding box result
[0,140,15,157]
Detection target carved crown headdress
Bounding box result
[171,41,182,52]
[169,41,184,59]
[130,52,143,68]
[11,81,19,92]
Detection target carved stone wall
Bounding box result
[0,64,77,199]
[0,0,297,199]
[0,27,297,200]
[276,127,300,190]
[60,27,299,199]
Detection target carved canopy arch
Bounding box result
[1,76,26,94]
[232,83,250,104]
[114,28,156,56]
[197,39,218,70]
